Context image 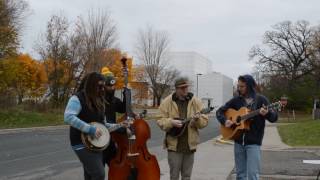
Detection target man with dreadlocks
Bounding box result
[64,72,124,180]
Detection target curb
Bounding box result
[0,125,68,134]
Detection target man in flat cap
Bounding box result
[157,77,208,180]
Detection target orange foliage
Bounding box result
[0,54,48,100]
[43,58,74,86]
[102,49,133,89]
[16,54,47,98]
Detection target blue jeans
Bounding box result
[74,148,105,180]
[234,143,261,180]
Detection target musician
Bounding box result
[157,77,209,180]
[64,72,122,180]
[216,74,278,180]
[101,67,126,164]
[101,67,137,180]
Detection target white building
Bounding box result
[166,51,233,108]
[165,51,212,78]
[197,72,233,108]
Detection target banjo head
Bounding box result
[81,122,110,151]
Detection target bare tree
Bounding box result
[135,25,178,106]
[250,20,314,88]
[249,20,320,110]
[0,0,29,58]
[36,14,71,107]
[74,9,117,73]
[309,26,320,90]
[154,68,180,105]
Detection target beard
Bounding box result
[105,89,115,100]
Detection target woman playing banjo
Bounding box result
[64,72,128,180]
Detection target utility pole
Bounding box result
[196,73,202,97]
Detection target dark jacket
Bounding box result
[70,91,105,146]
[216,75,278,146]
[105,95,126,124]
[103,93,126,165]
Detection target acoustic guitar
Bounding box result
[220,101,283,140]
[167,107,214,137]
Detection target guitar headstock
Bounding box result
[268,101,286,111]
[200,106,215,114]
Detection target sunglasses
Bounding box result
[98,83,105,90]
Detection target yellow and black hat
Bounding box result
[101,67,116,85]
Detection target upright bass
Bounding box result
[108,57,160,180]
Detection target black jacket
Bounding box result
[216,94,278,145]
[105,95,126,124]
[69,91,105,146]
[103,94,126,165]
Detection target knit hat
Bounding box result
[101,67,116,85]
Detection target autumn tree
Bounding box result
[0,54,47,104]
[0,0,29,58]
[11,54,47,103]
[36,15,73,107]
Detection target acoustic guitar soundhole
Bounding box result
[236,116,241,123]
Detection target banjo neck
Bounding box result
[108,123,126,133]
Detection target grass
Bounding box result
[0,107,158,129]
[278,117,320,146]
[277,111,312,123]
[0,108,64,129]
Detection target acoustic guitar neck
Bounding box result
[240,101,281,121]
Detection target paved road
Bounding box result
[0,116,219,180]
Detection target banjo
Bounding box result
[81,122,126,151]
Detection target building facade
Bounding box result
[166,51,233,108]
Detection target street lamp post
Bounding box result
[196,73,202,97]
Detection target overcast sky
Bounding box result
[21,0,320,80]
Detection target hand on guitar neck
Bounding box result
[259,104,269,116]
[224,104,270,128]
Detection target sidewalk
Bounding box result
[157,122,290,180]
[159,140,234,180]
[51,123,320,180]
